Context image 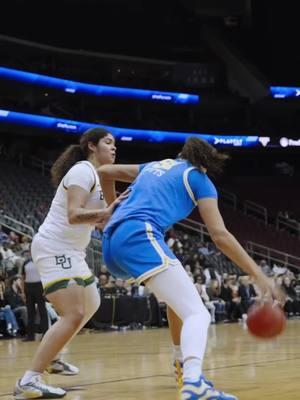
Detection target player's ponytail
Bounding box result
[51,127,112,187]
[180,137,229,176]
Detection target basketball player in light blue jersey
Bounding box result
[98,137,283,400]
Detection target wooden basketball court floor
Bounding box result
[0,321,299,400]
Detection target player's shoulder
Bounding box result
[188,168,216,187]
[67,161,95,176]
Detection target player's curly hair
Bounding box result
[180,137,229,176]
[51,127,112,187]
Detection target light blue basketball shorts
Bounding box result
[102,219,178,284]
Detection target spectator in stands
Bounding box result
[20,236,31,252]
[203,263,222,288]
[282,276,300,317]
[22,253,48,342]
[207,280,226,321]
[238,276,259,313]
[0,243,18,272]
[9,231,20,245]
[98,274,109,288]
[195,276,216,324]
[229,278,244,321]
[198,242,210,256]
[0,225,8,245]
[260,259,272,277]
[0,242,24,276]
[5,275,28,331]
[114,279,128,296]
[99,264,110,279]
[220,277,235,320]
[35,202,48,224]
[193,265,205,280]
[0,276,19,336]
[273,262,288,276]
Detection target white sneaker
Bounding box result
[14,375,66,399]
[181,375,238,400]
[46,359,79,375]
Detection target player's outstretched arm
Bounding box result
[98,164,140,205]
[197,198,284,303]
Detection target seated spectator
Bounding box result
[220,277,241,322]
[195,276,216,324]
[282,276,300,317]
[238,276,259,313]
[115,279,129,296]
[0,226,8,245]
[273,263,288,276]
[98,274,109,289]
[9,231,19,245]
[204,265,222,288]
[0,243,23,276]
[20,236,31,252]
[99,264,110,279]
[207,280,226,321]
[228,278,244,321]
[198,242,210,256]
[0,277,19,336]
[5,275,28,333]
[260,259,272,277]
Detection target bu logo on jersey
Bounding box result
[55,255,72,269]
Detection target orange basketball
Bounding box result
[247,302,286,339]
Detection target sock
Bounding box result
[183,357,202,383]
[20,370,42,386]
[173,345,183,362]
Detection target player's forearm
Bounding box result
[68,208,109,225]
[98,164,139,183]
[212,231,264,279]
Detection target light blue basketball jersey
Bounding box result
[104,158,218,235]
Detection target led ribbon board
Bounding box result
[270,86,300,99]
[0,109,262,147]
[0,66,199,104]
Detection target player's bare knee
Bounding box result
[66,308,85,327]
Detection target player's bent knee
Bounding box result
[66,308,86,327]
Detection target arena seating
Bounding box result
[1,160,299,261]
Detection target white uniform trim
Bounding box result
[145,222,166,264]
[183,167,197,205]
[127,222,178,285]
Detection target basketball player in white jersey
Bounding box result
[14,128,125,399]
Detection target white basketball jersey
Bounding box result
[38,161,106,251]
